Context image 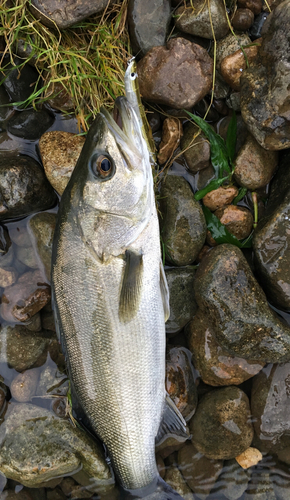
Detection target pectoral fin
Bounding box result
[160,260,170,322]
[155,394,190,445]
[119,249,143,323]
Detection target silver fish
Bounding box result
[51,67,188,499]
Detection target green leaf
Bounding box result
[186,111,231,178]
[194,176,229,201]
[233,187,247,205]
[226,111,237,164]
[203,206,252,248]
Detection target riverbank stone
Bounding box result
[137,38,213,109]
[190,386,254,460]
[181,122,210,174]
[166,347,197,421]
[159,174,207,266]
[29,0,111,28]
[7,109,54,140]
[175,0,229,39]
[194,244,290,363]
[29,212,57,281]
[165,267,197,336]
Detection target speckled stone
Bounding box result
[175,0,229,39]
[165,267,197,336]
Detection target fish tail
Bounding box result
[122,476,185,499]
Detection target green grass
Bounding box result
[0,0,130,131]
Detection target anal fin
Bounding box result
[155,394,190,445]
[119,249,143,323]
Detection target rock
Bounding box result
[186,310,265,386]
[9,223,32,247]
[178,442,223,497]
[165,267,197,336]
[175,0,229,39]
[41,309,56,332]
[226,92,241,112]
[25,312,42,332]
[217,113,248,155]
[0,86,14,126]
[236,447,263,468]
[0,403,112,488]
[211,458,250,500]
[190,386,254,460]
[232,8,255,29]
[213,71,230,99]
[137,38,213,109]
[253,152,290,310]
[127,0,171,56]
[29,0,110,28]
[180,122,210,174]
[194,244,290,363]
[1,270,51,323]
[251,363,290,454]
[0,156,56,220]
[159,174,207,265]
[46,82,74,112]
[203,186,239,211]
[28,212,57,281]
[211,32,251,73]
[15,245,38,269]
[7,109,54,140]
[245,470,276,500]
[271,460,290,500]
[238,0,262,14]
[241,0,290,150]
[220,44,260,92]
[0,325,52,372]
[164,466,193,499]
[214,205,253,240]
[0,267,17,287]
[234,133,278,190]
[10,369,39,402]
[1,59,40,105]
[36,365,68,398]
[46,488,66,500]
[52,397,67,419]
[166,347,197,421]
[60,477,77,497]
[157,117,182,165]
[39,131,85,195]
[148,112,161,134]
[0,490,34,500]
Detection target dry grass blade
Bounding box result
[0,0,130,131]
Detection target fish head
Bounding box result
[67,96,154,257]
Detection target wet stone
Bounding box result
[159,174,207,266]
[190,386,254,460]
[211,32,251,73]
[244,470,276,500]
[0,403,112,488]
[238,0,263,14]
[0,86,14,126]
[178,442,223,497]
[214,205,253,240]
[41,309,56,332]
[253,152,290,310]
[211,458,250,500]
[60,477,77,497]
[46,488,66,500]
[9,223,32,247]
[236,447,263,469]
[0,267,17,288]
[29,0,110,28]
[15,245,38,269]
[232,7,255,29]
[175,0,229,39]
[181,122,210,174]
[1,59,40,105]
[127,0,171,56]
[137,38,213,110]
[226,92,241,112]
[234,133,278,190]
[0,490,34,500]
[202,186,239,212]
[7,109,54,141]
[157,117,182,165]
[0,382,7,413]
[39,131,85,195]
[164,466,193,500]
[220,44,260,92]
[36,365,68,398]
[0,156,56,220]
[186,310,265,386]
[217,114,249,156]
[165,267,197,336]
[29,212,57,281]
[241,0,290,149]
[10,369,39,402]
[0,325,52,372]
[194,244,290,363]
[166,347,197,421]
[46,82,74,112]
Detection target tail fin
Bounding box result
[122,476,185,499]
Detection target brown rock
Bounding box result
[203,186,239,211]
[39,131,85,195]
[29,0,110,28]
[232,8,255,30]
[181,122,210,173]
[175,0,229,39]
[214,205,253,240]
[166,347,197,421]
[212,32,251,73]
[46,82,74,112]
[196,245,211,263]
[186,311,265,386]
[221,44,260,91]
[10,369,39,402]
[158,117,182,165]
[236,447,262,468]
[0,267,17,287]
[164,466,193,499]
[1,270,50,323]
[238,0,263,14]
[234,134,278,190]
[137,38,213,109]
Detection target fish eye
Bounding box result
[90,154,115,181]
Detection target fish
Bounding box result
[51,62,188,499]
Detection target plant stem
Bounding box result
[252,191,258,229]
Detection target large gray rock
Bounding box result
[253,151,290,310]
[194,244,290,363]
[175,0,229,39]
[0,403,113,489]
[29,0,110,28]
[165,267,197,335]
[241,0,290,149]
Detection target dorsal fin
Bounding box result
[119,249,143,323]
[155,394,190,445]
[160,260,170,322]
